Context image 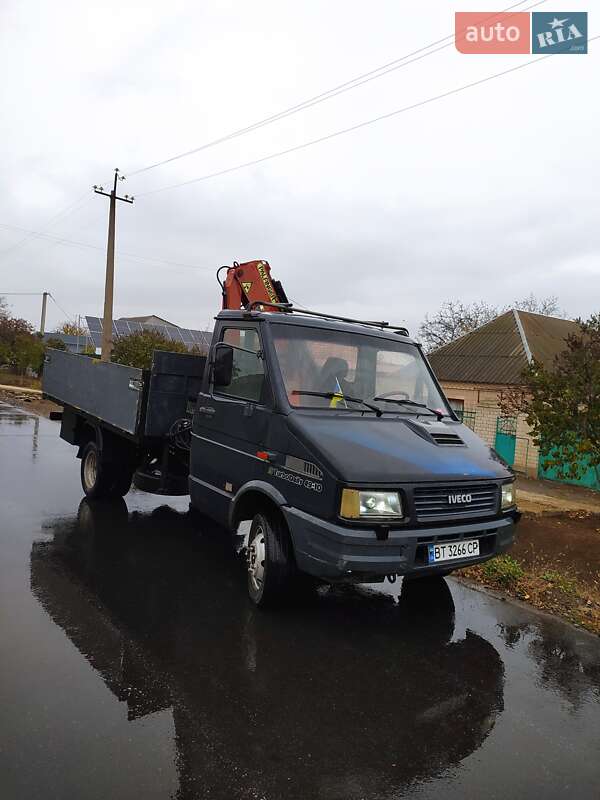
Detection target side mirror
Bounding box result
[213,344,234,387]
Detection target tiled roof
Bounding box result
[428,310,578,386]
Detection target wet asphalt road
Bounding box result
[1,403,599,800]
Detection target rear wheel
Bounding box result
[110,466,133,497]
[246,510,295,607]
[80,441,133,499]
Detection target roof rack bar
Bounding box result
[246,301,409,335]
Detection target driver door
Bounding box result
[191,324,273,522]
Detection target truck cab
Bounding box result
[189,309,519,604]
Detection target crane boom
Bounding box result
[220,260,288,311]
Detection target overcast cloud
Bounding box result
[1,0,598,335]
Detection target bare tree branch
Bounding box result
[420,295,566,352]
[419,300,497,352]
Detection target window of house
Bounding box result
[448,398,465,413]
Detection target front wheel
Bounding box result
[403,569,455,581]
[246,510,295,607]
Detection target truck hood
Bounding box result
[288,413,510,484]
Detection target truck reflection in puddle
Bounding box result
[31,500,505,800]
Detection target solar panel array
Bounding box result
[86,316,212,352]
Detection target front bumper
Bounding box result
[283,507,519,580]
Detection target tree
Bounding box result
[511,293,564,317]
[111,330,189,369]
[501,314,600,481]
[57,320,87,336]
[0,316,40,373]
[0,296,9,320]
[420,295,565,352]
[419,300,497,351]
[12,334,44,375]
[0,314,34,344]
[45,337,67,351]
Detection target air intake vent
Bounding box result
[285,455,323,480]
[430,432,465,446]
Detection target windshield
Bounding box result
[271,324,449,414]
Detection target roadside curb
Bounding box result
[0,383,42,395]
[451,575,600,640]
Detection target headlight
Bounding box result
[340,489,403,519]
[501,482,516,510]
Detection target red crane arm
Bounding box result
[220,260,288,311]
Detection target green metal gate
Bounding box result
[538,449,600,490]
[495,416,517,466]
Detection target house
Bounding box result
[428,310,578,476]
[118,315,179,327]
[42,332,93,354]
[85,314,212,353]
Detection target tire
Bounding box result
[246,510,295,607]
[404,569,454,581]
[80,441,132,499]
[110,466,133,497]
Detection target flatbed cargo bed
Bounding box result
[43,349,206,441]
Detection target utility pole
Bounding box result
[93,169,134,361]
[40,291,49,335]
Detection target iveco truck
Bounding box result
[43,303,519,606]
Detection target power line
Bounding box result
[0,222,112,255]
[0,291,74,319]
[139,40,586,198]
[0,221,212,271]
[0,192,92,260]
[0,290,79,332]
[126,0,543,179]
[49,293,76,322]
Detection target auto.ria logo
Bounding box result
[455,10,587,54]
[532,12,587,54]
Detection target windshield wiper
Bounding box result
[372,397,446,421]
[292,390,382,416]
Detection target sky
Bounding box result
[0,0,598,337]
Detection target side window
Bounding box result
[223,328,260,352]
[216,328,265,402]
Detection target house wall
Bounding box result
[440,380,539,477]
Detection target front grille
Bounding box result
[413,483,498,521]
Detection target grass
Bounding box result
[481,555,524,588]
[459,555,600,635]
[0,371,41,389]
[540,570,577,595]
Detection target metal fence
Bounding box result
[454,409,476,431]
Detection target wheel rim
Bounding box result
[247,525,266,593]
[84,449,97,489]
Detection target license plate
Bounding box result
[428,538,480,564]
